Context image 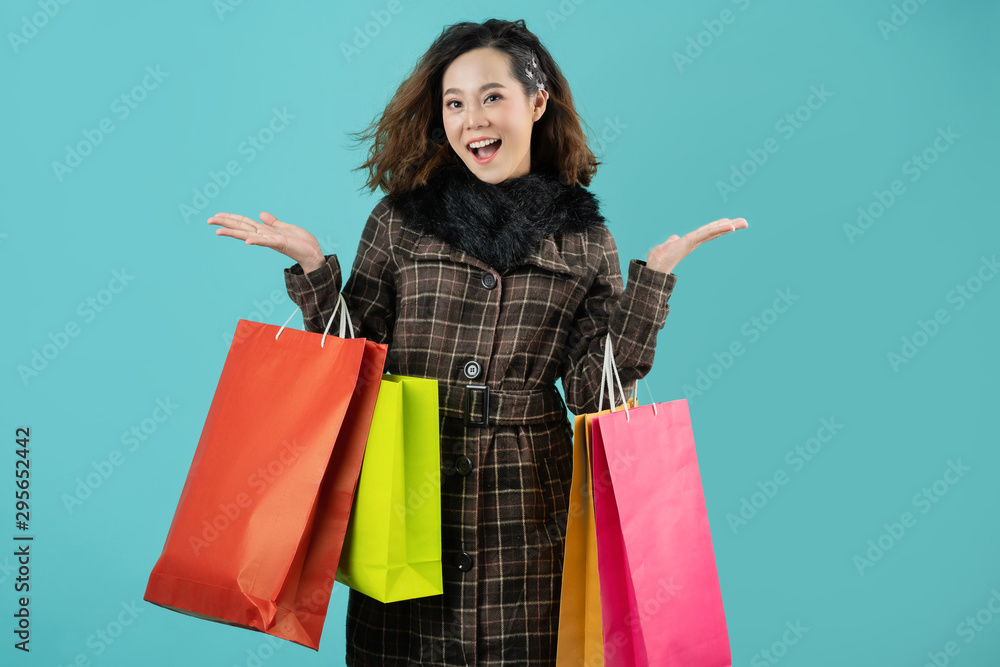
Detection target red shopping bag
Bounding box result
[144,296,387,649]
[591,334,731,666]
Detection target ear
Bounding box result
[532,89,549,121]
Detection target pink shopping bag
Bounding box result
[591,334,731,666]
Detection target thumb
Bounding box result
[259,211,287,228]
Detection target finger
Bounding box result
[704,227,735,243]
[238,215,265,235]
[714,217,747,231]
[692,219,742,242]
[259,211,288,229]
[681,227,725,251]
[703,224,738,241]
[245,231,286,251]
[702,218,739,230]
[709,218,740,231]
[692,223,744,249]
[208,212,255,225]
[207,212,259,232]
[217,223,283,246]
[214,227,252,242]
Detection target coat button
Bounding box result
[481,271,497,289]
[455,455,472,476]
[455,552,474,571]
[463,360,481,379]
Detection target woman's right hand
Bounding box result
[207,211,326,274]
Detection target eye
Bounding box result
[445,93,503,110]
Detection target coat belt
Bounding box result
[437,379,567,426]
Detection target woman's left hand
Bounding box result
[646,217,749,275]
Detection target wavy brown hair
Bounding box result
[347,18,601,197]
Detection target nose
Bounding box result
[464,105,487,130]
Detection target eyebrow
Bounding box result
[442,82,506,97]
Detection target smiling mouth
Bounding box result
[469,139,502,162]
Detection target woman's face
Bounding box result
[441,47,548,183]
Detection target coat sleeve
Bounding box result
[559,226,677,415]
[283,198,396,345]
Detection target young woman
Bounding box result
[209,18,746,667]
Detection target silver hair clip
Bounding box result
[525,55,545,91]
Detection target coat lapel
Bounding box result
[521,235,578,276]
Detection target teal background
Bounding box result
[2,0,997,665]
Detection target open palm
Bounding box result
[647,218,749,275]
[207,211,325,273]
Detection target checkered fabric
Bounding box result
[284,196,677,666]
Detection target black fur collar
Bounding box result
[389,162,606,273]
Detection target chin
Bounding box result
[458,156,499,179]
[472,167,511,184]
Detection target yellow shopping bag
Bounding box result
[335,373,443,603]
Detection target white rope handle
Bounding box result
[598,333,631,420]
[321,293,354,346]
[598,336,609,410]
[640,376,659,417]
[274,293,354,347]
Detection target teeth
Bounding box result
[468,138,499,149]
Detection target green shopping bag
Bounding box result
[335,373,443,603]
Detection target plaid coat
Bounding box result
[283,173,677,665]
